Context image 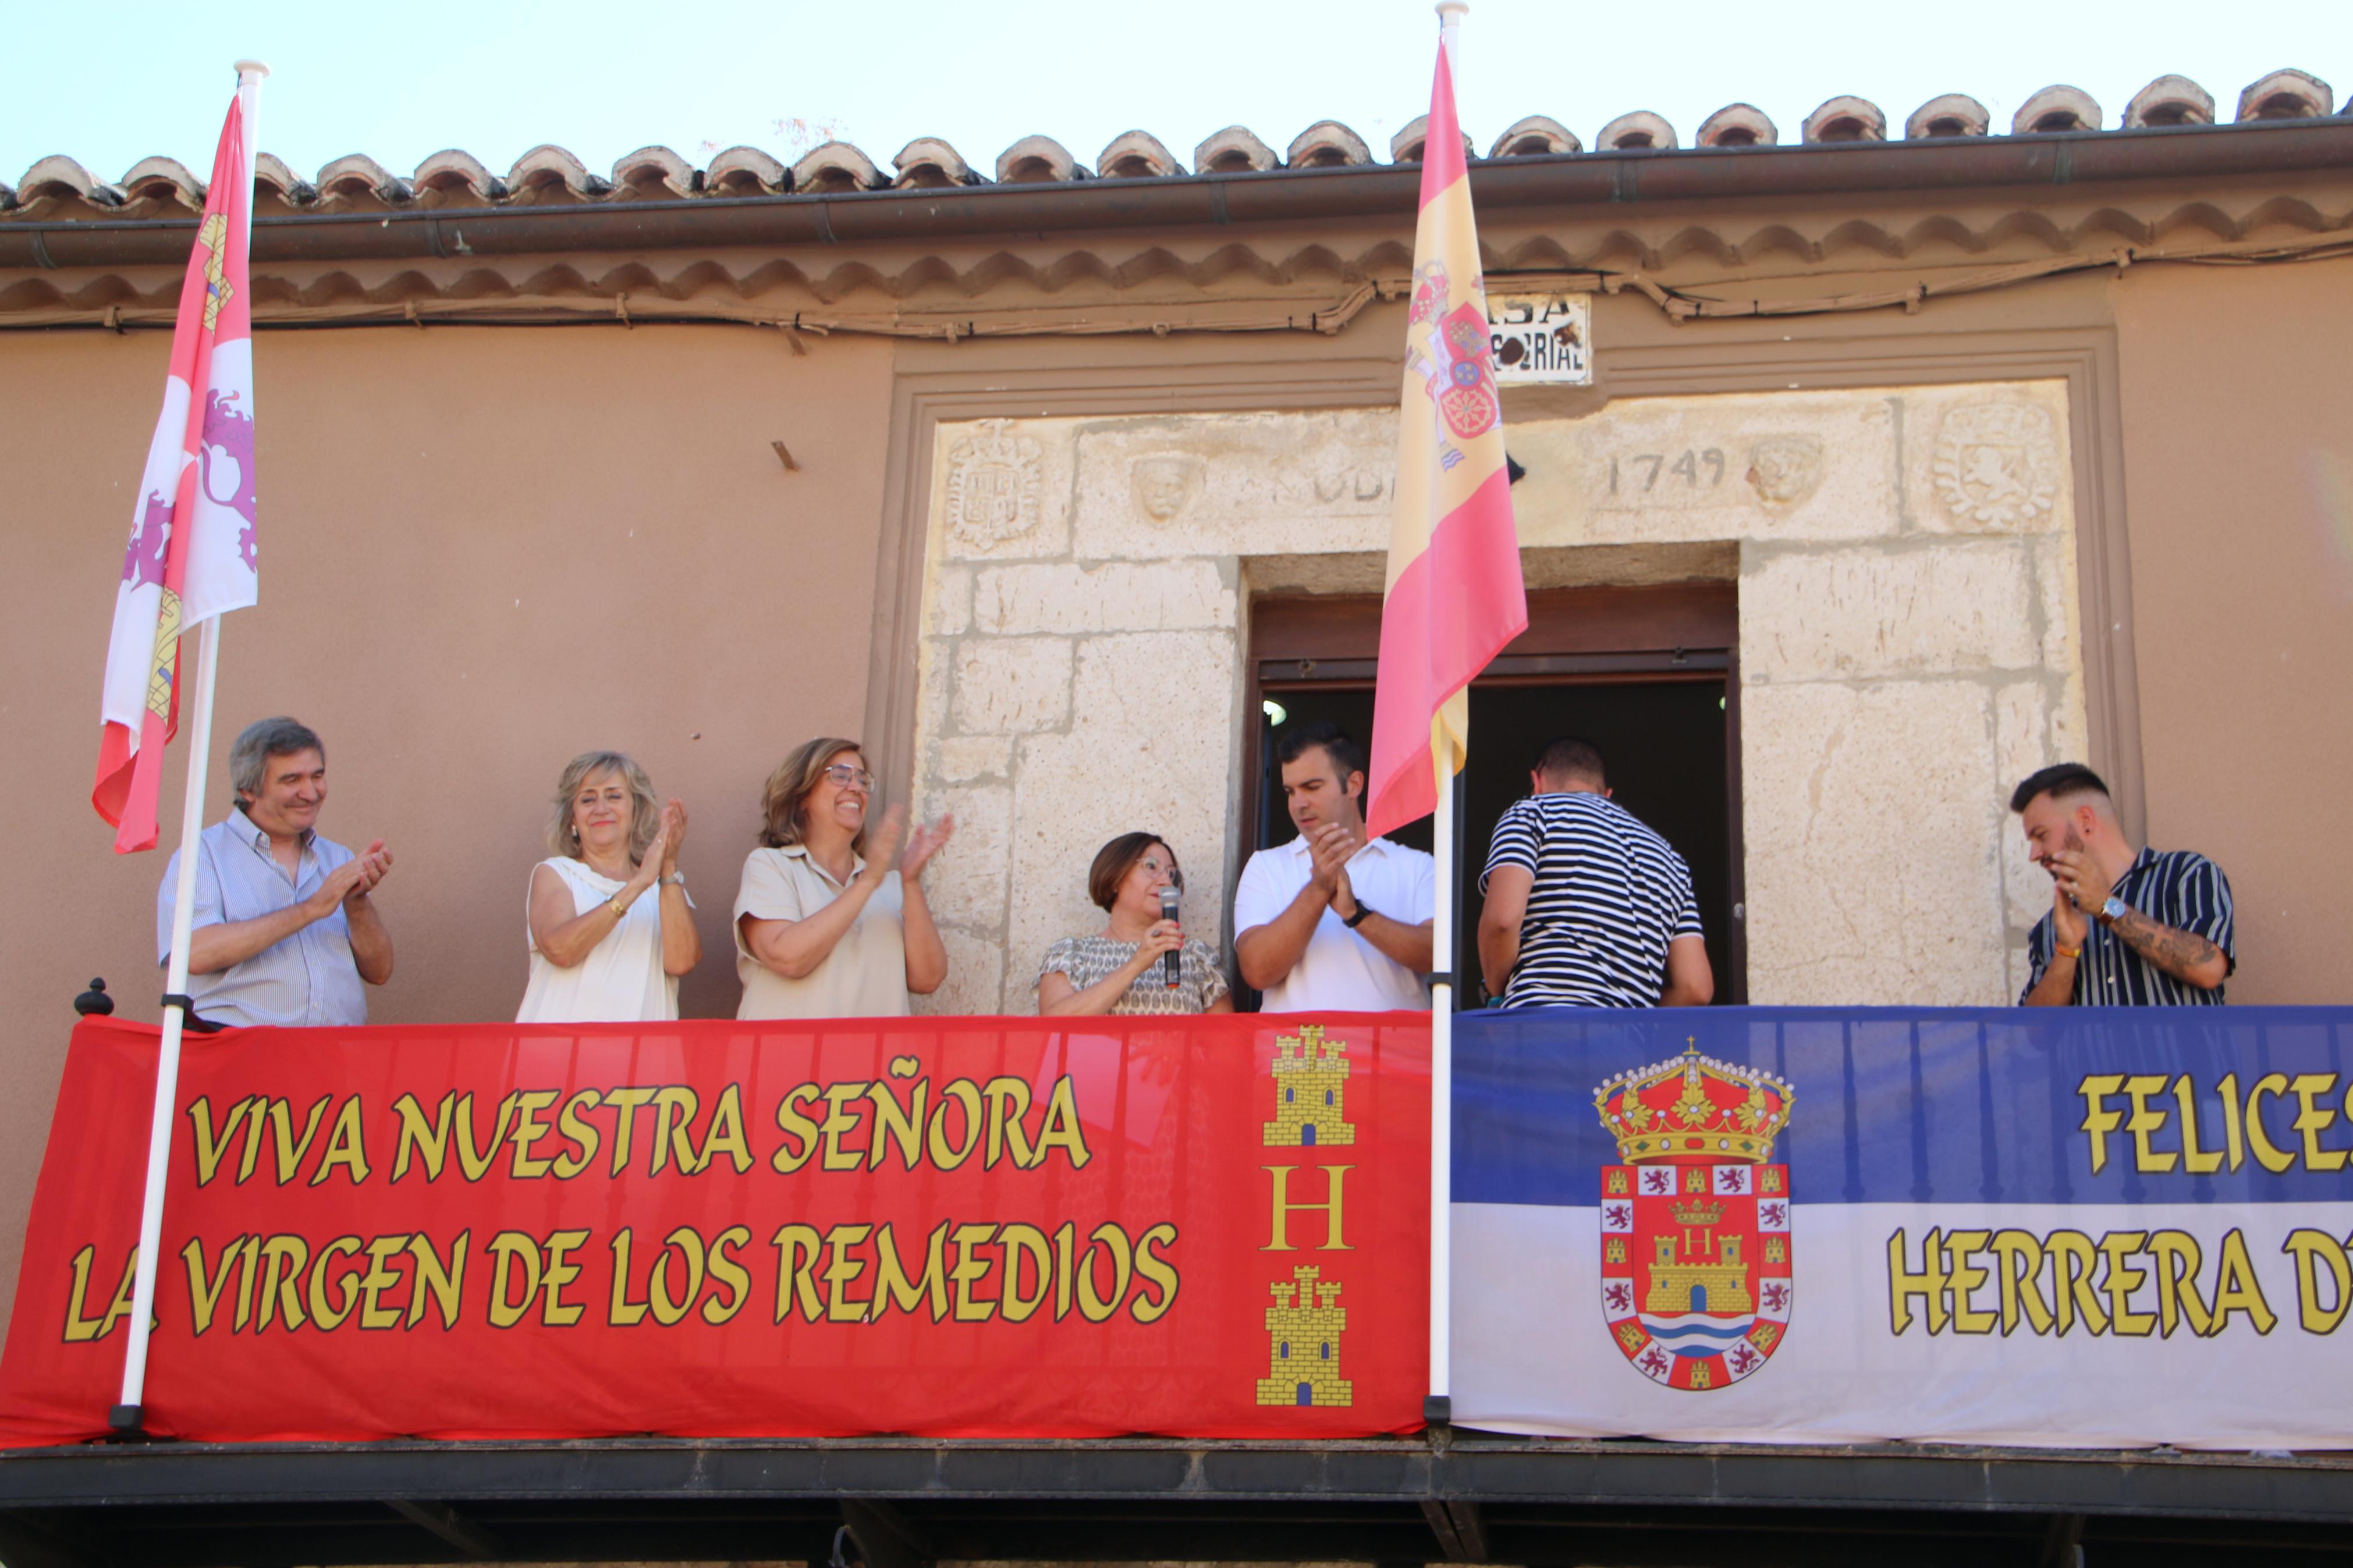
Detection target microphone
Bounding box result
[1159,886,1181,989]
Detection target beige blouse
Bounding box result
[733,845,909,1020]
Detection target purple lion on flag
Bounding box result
[199,387,258,570]
[121,492,173,589]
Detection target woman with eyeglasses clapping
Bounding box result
[733,737,954,1019]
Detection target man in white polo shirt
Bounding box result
[1234,723,1435,1013]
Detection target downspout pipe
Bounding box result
[3,119,2349,271]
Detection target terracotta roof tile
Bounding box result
[793,140,883,193]
[412,148,505,201]
[252,152,312,203]
[1488,116,1579,157]
[17,155,123,206]
[1193,125,1276,175]
[1286,121,1372,169]
[2014,85,2103,135]
[505,144,606,200]
[119,155,206,208]
[1098,130,1182,180]
[611,145,698,199]
[893,137,982,188]
[2238,68,2332,121]
[315,152,409,203]
[1802,97,1884,144]
[1905,94,1990,139]
[1697,103,1778,148]
[2124,76,2214,129]
[996,134,1086,184]
[705,145,787,195]
[1596,111,1676,151]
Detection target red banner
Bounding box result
[0,1015,1428,1444]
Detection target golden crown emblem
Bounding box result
[1592,1041,1794,1165]
[1670,1199,1725,1226]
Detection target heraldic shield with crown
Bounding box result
[1593,1044,1795,1391]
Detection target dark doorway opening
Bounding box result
[1244,585,1742,1007]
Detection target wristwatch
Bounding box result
[661,873,686,888]
[1342,902,1375,929]
[2098,896,2128,928]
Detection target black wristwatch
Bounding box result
[1341,901,1375,929]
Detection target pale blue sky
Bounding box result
[4,0,2339,187]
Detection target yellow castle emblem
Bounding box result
[1263,1025,1353,1147]
[1645,1228,1753,1314]
[1255,1265,1352,1407]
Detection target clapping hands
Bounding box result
[902,813,956,879]
[309,838,392,920]
[634,799,688,893]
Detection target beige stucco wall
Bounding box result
[2114,257,2353,1005]
[910,381,2088,1012]
[0,323,898,1325]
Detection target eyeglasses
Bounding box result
[1137,854,1184,891]
[821,763,874,792]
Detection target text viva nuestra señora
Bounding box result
[58,1066,1195,1345]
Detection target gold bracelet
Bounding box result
[608,895,628,918]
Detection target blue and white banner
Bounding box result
[1451,1008,2353,1450]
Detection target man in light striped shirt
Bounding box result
[1476,737,1712,1009]
[2013,763,2235,1007]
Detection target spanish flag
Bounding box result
[1364,31,1527,837]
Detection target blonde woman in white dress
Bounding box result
[517,751,701,1023]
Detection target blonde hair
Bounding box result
[759,738,867,853]
[547,751,661,863]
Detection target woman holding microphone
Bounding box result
[1035,831,1230,1016]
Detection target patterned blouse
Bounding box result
[1035,935,1230,1015]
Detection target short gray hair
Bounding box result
[230,717,325,800]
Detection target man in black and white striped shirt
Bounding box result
[1476,737,1712,1009]
[2013,763,2235,1007]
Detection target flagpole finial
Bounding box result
[234,59,271,79]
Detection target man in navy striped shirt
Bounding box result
[2012,763,2235,1007]
[1477,737,1712,1009]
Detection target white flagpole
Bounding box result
[114,59,267,1431]
[1424,0,1469,1431]
[1428,746,1455,1423]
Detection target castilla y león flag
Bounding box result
[92,82,261,853]
[1364,36,1527,837]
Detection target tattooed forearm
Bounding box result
[2111,908,2224,984]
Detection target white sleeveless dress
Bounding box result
[516,857,684,1023]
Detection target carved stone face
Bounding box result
[1745,436,1823,507]
[1131,455,1202,523]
